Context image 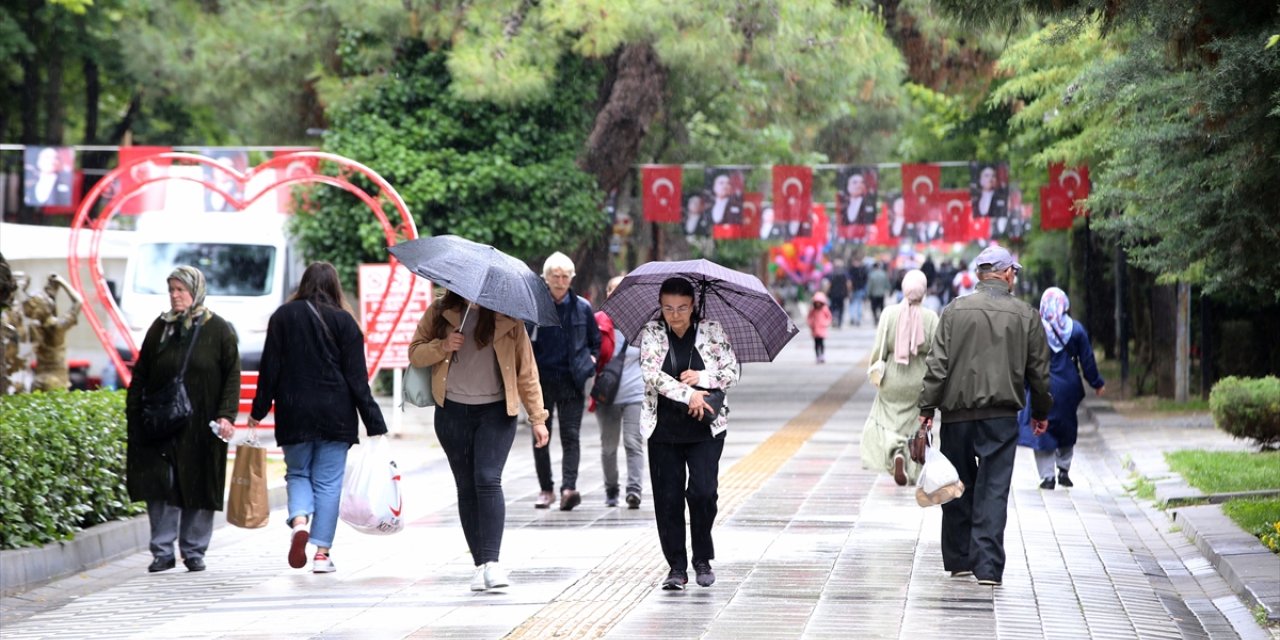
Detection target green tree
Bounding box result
[290,45,604,286]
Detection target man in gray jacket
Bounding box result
[917,245,1052,587]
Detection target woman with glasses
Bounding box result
[638,277,739,591]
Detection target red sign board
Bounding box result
[358,263,432,370]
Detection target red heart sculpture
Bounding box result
[68,151,419,387]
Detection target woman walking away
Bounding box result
[408,290,550,592]
[808,292,833,364]
[249,262,388,573]
[860,270,938,486]
[640,277,739,590]
[127,266,240,573]
[1018,287,1104,489]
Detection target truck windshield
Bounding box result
[132,243,276,296]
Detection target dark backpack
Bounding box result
[589,340,627,405]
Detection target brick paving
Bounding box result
[0,317,1273,639]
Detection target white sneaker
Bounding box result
[470,565,488,592]
[312,553,335,574]
[484,561,509,589]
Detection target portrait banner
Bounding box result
[201,149,249,213]
[24,146,77,210]
[116,146,173,215]
[901,164,940,224]
[681,192,712,237]
[641,165,682,223]
[834,166,879,226]
[771,165,812,224]
[969,161,1009,219]
[704,167,746,227]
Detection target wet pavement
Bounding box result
[0,312,1273,639]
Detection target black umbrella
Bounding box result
[599,259,798,363]
[387,235,559,327]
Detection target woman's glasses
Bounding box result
[661,305,692,315]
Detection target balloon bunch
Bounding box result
[769,241,832,290]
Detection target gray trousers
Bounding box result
[1034,446,1074,480]
[147,500,214,561]
[597,402,645,496]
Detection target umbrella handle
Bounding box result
[451,304,473,364]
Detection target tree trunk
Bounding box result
[19,0,40,145]
[1151,283,1178,398]
[83,55,100,144]
[42,43,65,144]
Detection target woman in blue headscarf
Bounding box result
[1018,287,1105,490]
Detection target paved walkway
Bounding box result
[0,314,1273,639]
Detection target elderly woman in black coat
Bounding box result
[126,265,240,573]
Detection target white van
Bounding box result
[119,210,306,369]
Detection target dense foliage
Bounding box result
[0,390,141,550]
[290,46,606,283]
[1209,377,1280,450]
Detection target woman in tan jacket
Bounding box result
[408,290,549,592]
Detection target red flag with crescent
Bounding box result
[116,146,172,215]
[741,192,763,239]
[933,190,971,243]
[642,165,682,223]
[901,164,940,224]
[1040,186,1075,230]
[274,149,320,212]
[870,202,894,246]
[771,165,812,223]
[1048,162,1090,201]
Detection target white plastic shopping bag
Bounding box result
[915,437,965,507]
[339,436,405,534]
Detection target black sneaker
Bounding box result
[148,557,175,573]
[661,569,688,590]
[184,557,206,572]
[625,493,641,509]
[1039,478,1055,490]
[1058,470,1074,488]
[693,560,715,587]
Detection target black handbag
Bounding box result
[694,388,726,426]
[139,320,203,444]
[590,341,627,406]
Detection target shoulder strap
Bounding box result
[174,320,204,381]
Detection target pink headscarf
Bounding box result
[894,270,928,365]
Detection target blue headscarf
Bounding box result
[1040,287,1073,353]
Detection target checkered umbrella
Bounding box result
[599,259,799,363]
[387,235,560,327]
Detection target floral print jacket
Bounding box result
[638,319,739,439]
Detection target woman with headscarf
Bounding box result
[860,270,939,486]
[1018,287,1105,490]
[126,266,240,573]
[248,262,388,573]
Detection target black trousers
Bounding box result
[828,297,845,327]
[533,378,585,491]
[435,400,517,565]
[648,437,725,572]
[939,417,1019,582]
[870,295,886,322]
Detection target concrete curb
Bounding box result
[1082,399,1280,624]
[1173,504,1280,622]
[0,484,287,597]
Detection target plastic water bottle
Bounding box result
[209,420,230,443]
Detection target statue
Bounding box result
[0,254,19,395]
[22,274,84,392]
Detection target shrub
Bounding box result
[0,390,143,550]
[1209,376,1280,449]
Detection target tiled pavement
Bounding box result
[0,315,1273,639]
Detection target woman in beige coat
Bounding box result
[408,290,549,592]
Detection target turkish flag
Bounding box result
[1040,185,1075,230]
[772,165,812,223]
[901,163,940,223]
[116,146,172,215]
[870,202,894,246]
[642,165,682,223]
[273,150,319,213]
[1048,162,1091,202]
[741,192,763,239]
[934,191,971,243]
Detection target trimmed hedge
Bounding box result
[1210,376,1280,449]
[0,390,143,550]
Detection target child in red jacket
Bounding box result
[807,292,833,363]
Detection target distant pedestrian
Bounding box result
[1018,287,1105,490]
[866,262,890,323]
[529,252,601,510]
[249,262,388,574]
[824,262,850,328]
[952,262,977,298]
[408,290,550,592]
[641,277,739,591]
[860,270,938,486]
[848,260,869,326]
[807,291,832,363]
[918,245,1052,587]
[594,275,646,509]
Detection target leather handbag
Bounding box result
[694,388,726,426]
[139,320,204,444]
[589,341,627,406]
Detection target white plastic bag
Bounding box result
[339,436,405,534]
[915,439,965,507]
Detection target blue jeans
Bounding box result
[436,400,517,565]
[283,439,350,549]
[850,289,867,326]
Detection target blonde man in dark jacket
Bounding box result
[917,245,1052,588]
